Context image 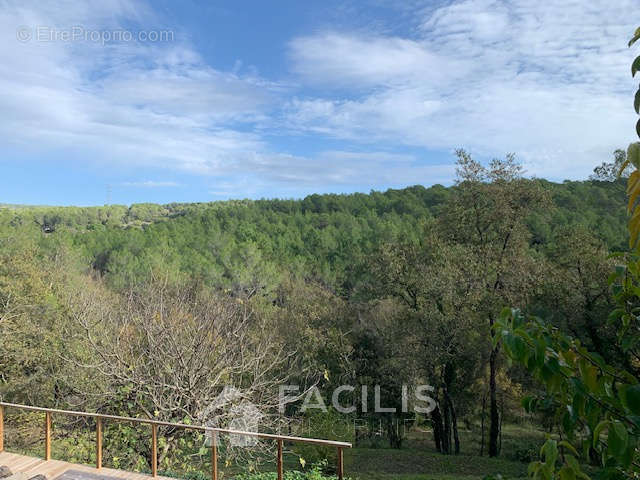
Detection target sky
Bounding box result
[0,0,638,206]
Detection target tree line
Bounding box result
[0,151,631,474]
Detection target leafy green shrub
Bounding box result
[159,470,209,480]
[290,410,353,466]
[235,460,347,480]
[507,445,539,464]
[233,470,339,480]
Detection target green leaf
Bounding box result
[630,27,640,47]
[579,360,599,392]
[559,440,579,457]
[566,455,590,480]
[620,444,634,469]
[588,352,605,370]
[628,143,640,169]
[633,56,640,77]
[607,421,629,458]
[572,393,585,418]
[512,335,526,361]
[562,411,575,438]
[621,332,638,352]
[559,466,576,480]
[593,420,608,448]
[621,384,640,414]
[635,89,640,114]
[541,439,559,468]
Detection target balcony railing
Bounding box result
[0,402,351,480]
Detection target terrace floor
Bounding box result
[0,452,173,480]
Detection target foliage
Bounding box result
[0,151,635,476]
[235,460,345,480]
[535,225,619,365]
[441,150,550,458]
[626,28,640,250]
[0,177,630,293]
[496,307,626,479]
[492,27,640,480]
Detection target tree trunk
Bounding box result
[445,391,460,455]
[489,343,500,457]
[480,390,486,456]
[387,417,402,449]
[431,404,444,453]
[442,363,459,455]
[498,393,504,455]
[443,398,451,455]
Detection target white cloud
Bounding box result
[289,32,462,88]
[242,150,453,185]
[120,180,182,188]
[286,0,639,180]
[0,0,274,176]
[0,0,456,191]
[3,0,638,194]
[208,150,454,198]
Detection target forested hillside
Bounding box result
[0,165,631,477]
[0,178,627,293]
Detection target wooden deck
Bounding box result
[0,452,173,480]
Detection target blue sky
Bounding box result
[0,0,637,205]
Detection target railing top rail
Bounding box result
[0,402,352,448]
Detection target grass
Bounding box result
[345,447,528,480]
[340,423,548,480]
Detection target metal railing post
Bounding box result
[96,417,103,469]
[212,440,218,480]
[45,412,52,460]
[277,439,283,480]
[0,405,4,452]
[151,424,158,477]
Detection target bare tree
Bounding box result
[63,277,297,466]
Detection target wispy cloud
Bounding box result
[289,32,461,88]
[207,150,454,198]
[0,0,276,175]
[2,0,638,197]
[120,180,182,188]
[286,0,638,180]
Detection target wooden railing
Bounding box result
[0,402,351,480]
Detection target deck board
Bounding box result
[0,452,174,480]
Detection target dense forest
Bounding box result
[0,151,633,478]
[0,172,628,291]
